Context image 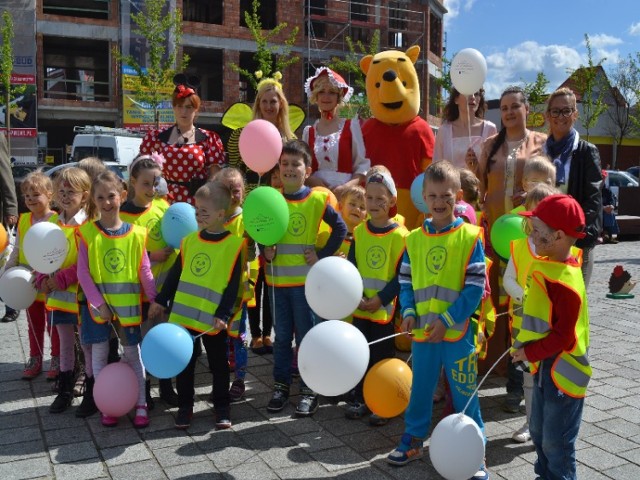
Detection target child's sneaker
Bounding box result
[174,408,193,429]
[295,392,318,417]
[101,413,118,427]
[133,405,149,428]
[386,433,424,466]
[215,408,232,430]
[22,356,42,380]
[511,423,531,443]
[266,386,289,412]
[229,378,246,402]
[369,413,389,426]
[345,401,369,419]
[470,465,490,479]
[46,356,60,381]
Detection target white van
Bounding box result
[71,126,144,167]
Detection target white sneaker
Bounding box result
[512,423,531,443]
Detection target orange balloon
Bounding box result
[394,314,412,352]
[312,186,338,209]
[363,358,412,418]
[0,224,7,251]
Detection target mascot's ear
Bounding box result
[360,55,373,75]
[406,46,421,65]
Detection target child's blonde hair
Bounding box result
[423,160,461,191]
[77,157,107,180]
[523,155,555,187]
[195,181,231,213]
[459,168,480,208]
[339,185,365,208]
[523,183,560,234]
[21,171,53,195]
[54,167,91,212]
[214,167,246,190]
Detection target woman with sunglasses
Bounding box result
[433,88,497,169]
[544,87,602,287]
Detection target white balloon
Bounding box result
[0,266,37,310]
[430,413,485,480]
[298,320,370,396]
[23,223,68,274]
[450,48,487,96]
[305,256,363,320]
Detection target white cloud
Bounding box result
[630,22,640,36]
[443,0,476,26]
[586,33,623,48]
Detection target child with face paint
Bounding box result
[120,154,179,410]
[344,171,408,425]
[387,161,489,480]
[77,171,157,428]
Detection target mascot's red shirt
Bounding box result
[361,117,435,190]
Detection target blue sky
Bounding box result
[443,0,640,100]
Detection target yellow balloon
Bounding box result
[363,358,412,418]
[0,224,6,251]
[394,314,412,352]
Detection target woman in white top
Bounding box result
[303,67,368,200]
[433,87,497,169]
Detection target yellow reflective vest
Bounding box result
[77,222,147,327]
[514,257,591,398]
[18,212,59,302]
[405,222,482,342]
[169,231,246,335]
[224,212,252,337]
[120,198,176,294]
[352,222,408,324]
[266,189,329,287]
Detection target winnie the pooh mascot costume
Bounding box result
[360,46,435,229]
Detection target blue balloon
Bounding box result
[410,173,429,214]
[141,323,194,378]
[161,202,198,248]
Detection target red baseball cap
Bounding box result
[519,194,586,239]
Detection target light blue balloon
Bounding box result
[411,173,429,214]
[141,323,194,378]
[161,202,198,249]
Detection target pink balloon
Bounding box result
[94,362,139,417]
[239,119,282,175]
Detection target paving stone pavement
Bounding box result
[1,240,639,479]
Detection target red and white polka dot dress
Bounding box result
[140,127,226,205]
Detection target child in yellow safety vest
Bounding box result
[345,171,407,425]
[5,172,60,381]
[77,170,157,428]
[34,168,91,414]
[120,153,179,409]
[149,181,246,431]
[512,194,591,480]
[387,161,489,480]
[336,184,366,258]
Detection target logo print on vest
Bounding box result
[146,217,162,241]
[190,253,211,277]
[426,246,447,274]
[103,248,126,274]
[288,213,307,237]
[366,245,387,270]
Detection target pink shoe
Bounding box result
[133,405,149,428]
[101,413,118,427]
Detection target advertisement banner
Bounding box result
[120,0,176,131]
[0,1,37,139]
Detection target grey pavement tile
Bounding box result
[0,439,46,464]
[374,458,438,480]
[274,416,324,437]
[39,409,88,431]
[619,446,640,464]
[49,441,100,464]
[52,459,108,480]
[221,457,279,479]
[164,460,222,480]
[0,411,39,431]
[583,432,640,453]
[93,428,143,449]
[485,439,533,472]
[608,405,640,423]
[575,463,614,480]
[275,462,333,479]
[102,442,153,467]
[0,456,51,480]
[109,458,167,480]
[154,442,209,468]
[44,425,93,447]
[595,417,640,437]
[293,430,346,452]
[577,446,627,471]
[242,428,296,450]
[487,463,533,480]
[332,465,395,479]
[581,405,615,423]
[589,383,632,399]
[319,416,376,437]
[142,428,195,450]
[310,446,369,472]
[0,425,43,446]
[255,445,313,470]
[583,394,626,411]
[340,430,395,453]
[600,375,640,390]
[603,463,640,480]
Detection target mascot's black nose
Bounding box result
[382,70,397,82]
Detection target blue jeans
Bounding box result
[271,285,316,388]
[530,358,584,480]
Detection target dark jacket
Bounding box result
[567,140,602,249]
[0,133,18,224]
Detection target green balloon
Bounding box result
[490,213,527,260]
[243,186,289,246]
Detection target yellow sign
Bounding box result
[527,112,545,128]
[122,94,174,129]
[45,155,54,164]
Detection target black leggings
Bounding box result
[248,266,273,338]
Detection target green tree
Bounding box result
[328,29,380,119]
[0,11,26,152]
[569,34,608,141]
[230,0,299,93]
[431,53,451,115]
[114,0,186,128]
[522,71,550,130]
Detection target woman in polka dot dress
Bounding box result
[139,76,226,205]
[302,67,368,201]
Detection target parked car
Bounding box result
[45,161,128,181]
[626,166,639,180]
[606,169,639,199]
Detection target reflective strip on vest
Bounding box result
[48,290,77,306]
[171,302,218,327]
[175,281,223,306]
[554,356,591,391]
[276,243,314,255]
[414,285,460,304]
[521,313,548,335]
[362,277,388,292]
[98,282,141,296]
[269,264,310,278]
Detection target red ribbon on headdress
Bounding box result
[176,84,195,99]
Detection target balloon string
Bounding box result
[193,325,219,340]
[466,96,472,148]
[109,321,126,357]
[368,331,413,346]
[462,347,511,415]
